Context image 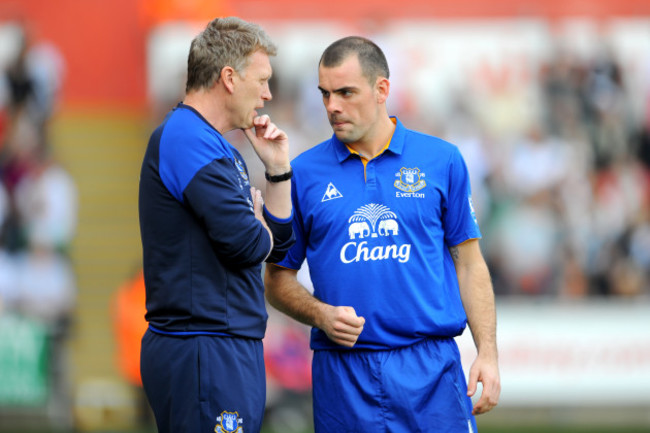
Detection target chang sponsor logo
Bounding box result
[340,241,411,264]
[340,203,411,264]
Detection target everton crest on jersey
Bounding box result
[394,167,426,197]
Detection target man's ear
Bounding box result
[376,77,390,104]
[221,66,236,94]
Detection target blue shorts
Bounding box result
[140,329,266,433]
[312,337,477,433]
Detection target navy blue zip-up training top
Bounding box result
[139,103,294,339]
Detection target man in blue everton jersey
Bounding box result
[266,36,500,432]
[138,17,294,433]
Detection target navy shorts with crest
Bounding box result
[140,329,266,433]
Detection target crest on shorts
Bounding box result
[215,411,243,433]
[394,167,426,193]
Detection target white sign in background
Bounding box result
[456,299,650,406]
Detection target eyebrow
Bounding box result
[318,86,356,94]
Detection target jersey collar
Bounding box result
[332,116,406,163]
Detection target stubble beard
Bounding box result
[330,117,358,144]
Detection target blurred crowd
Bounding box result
[0,22,77,431]
[0,23,77,423]
[0,22,77,331]
[456,46,650,298]
[376,47,648,299]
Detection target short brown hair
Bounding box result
[186,17,277,92]
[319,36,389,84]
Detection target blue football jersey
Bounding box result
[277,117,481,350]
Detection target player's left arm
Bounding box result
[450,238,501,415]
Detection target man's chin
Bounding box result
[241,117,255,130]
[334,130,355,144]
[242,112,258,129]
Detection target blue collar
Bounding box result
[332,116,406,163]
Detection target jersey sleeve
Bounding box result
[157,120,273,267]
[272,176,307,270]
[263,206,295,264]
[182,158,272,266]
[442,147,482,247]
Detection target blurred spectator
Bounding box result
[635,123,650,170]
[539,46,585,138]
[12,242,76,324]
[584,159,647,295]
[13,129,78,254]
[4,27,34,117]
[487,193,562,295]
[503,126,570,198]
[583,46,630,170]
[24,40,65,124]
[0,245,17,313]
[1,110,41,202]
[2,23,64,132]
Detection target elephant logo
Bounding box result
[348,221,370,239]
[348,204,399,239]
[378,219,398,236]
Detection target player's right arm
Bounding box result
[265,264,365,347]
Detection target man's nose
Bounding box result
[262,83,272,101]
[325,96,340,113]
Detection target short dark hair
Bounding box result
[319,36,389,84]
[186,16,277,92]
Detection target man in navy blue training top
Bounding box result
[138,17,294,433]
[266,37,500,432]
